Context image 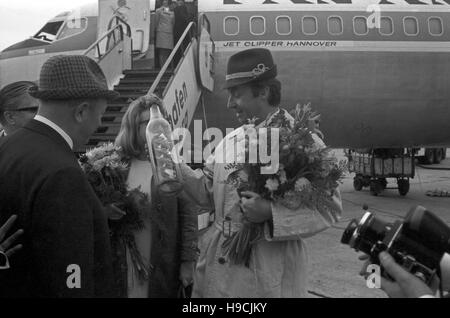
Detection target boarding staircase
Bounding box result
[83,69,173,150]
[76,16,205,153]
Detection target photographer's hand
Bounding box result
[379,252,435,298]
[0,215,24,268]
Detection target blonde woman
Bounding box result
[115,94,198,298]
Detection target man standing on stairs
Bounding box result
[174,0,190,65]
[155,0,175,69]
[0,55,118,297]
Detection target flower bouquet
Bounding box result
[79,143,151,283]
[222,103,347,267]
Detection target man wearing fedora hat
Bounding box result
[182,48,342,298]
[0,55,118,297]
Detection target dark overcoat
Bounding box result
[0,120,114,297]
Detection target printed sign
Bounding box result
[163,39,202,130]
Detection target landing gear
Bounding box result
[397,178,410,196]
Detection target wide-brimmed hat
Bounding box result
[223,48,277,89]
[29,55,119,101]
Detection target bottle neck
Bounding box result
[150,105,162,120]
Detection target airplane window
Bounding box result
[301,16,317,35]
[404,17,419,36]
[276,16,292,35]
[250,16,266,35]
[428,17,443,36]
[379,17,394,36]
[34,21,64,42]
[353,17,368,36]
[224,16,239,36]
[58,18,88,40]
[328,16,343,35]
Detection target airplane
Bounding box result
[0,3,99,88]
[197,0,450,150]
[1,0,450,153]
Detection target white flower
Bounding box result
[265,178,279,192]
[278,169,287,184]
[295,177,311,192]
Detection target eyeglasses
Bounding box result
[5,106,39,113]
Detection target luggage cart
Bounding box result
[347,149,415,196]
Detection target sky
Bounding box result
[0,0,96,51]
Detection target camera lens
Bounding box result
[341,220,358,245]
[341,212,392,256]
[356,215,391,255]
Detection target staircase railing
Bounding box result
[83,17,131,62]
[83,17,133,89]
[148,21,197,97]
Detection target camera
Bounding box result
[341,206,450,286]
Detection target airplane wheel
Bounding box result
[398,179,410,196]
[423,149,435,165]
[353,176,363,191]
[370,180,383,196]
[434,148,443,164]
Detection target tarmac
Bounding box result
[305,150,450,298]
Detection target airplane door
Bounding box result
[98,0,151,53]
[196,13,215,92]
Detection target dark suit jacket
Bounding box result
[174,4,190,44]
[0,120,114,298]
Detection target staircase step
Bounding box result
[102,111,126,117]
[122,70,173,79]
[82,68,175,152]
[95,126,121,134]
[114,86,150,92]
[115,93,145,99]
[124,69,171,74]
[115,88,168,100]
[118,78,171,85]
[123,69,172,76]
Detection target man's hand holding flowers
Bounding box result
[240,191,272,223]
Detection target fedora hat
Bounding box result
[29,55,119,101]
[223,48,277,89]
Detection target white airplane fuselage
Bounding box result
[1,0,450,149]
[198,0,450,148]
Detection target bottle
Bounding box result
[146,104,182,195]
